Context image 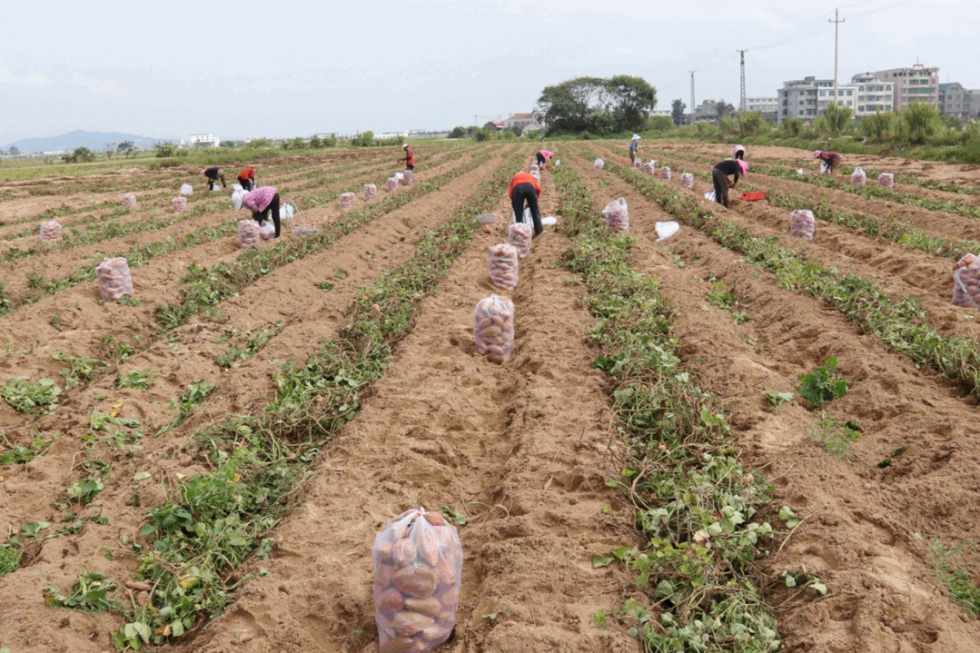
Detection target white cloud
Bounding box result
[79,79,133,98]
[77,77,134,98]
[0,67,47,86]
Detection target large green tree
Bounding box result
[537,75,657,135]
[671,99,686,126]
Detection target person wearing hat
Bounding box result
[236,166,256,191]
[732,145,746,161]
[400,144,415,171]
[241,185,281,238]
[629,134,641,164]
[711,158,748,208]
[813,150,841,175]
[508,170,543,237]
[201,167,227,191]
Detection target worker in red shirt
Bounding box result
[813,150,841,174]
[508,171,543,236]
[237,167,256,191]
[401,144,415,171]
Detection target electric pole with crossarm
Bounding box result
[830,8,845,110]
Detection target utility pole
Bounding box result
[830,8,845,111]
[737,50,747,112]
[689,70,697,125]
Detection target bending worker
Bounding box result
[711,157,748,208]
[201,167,227,191]
[813,150,841,174]
[509,170,543,236]
[241,185,281,239]
[401,144,415,171]
[237,166,256,191]
[629,134,640,164]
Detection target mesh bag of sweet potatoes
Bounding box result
[373,509,462,653]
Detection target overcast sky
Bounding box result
[2,0,978,145]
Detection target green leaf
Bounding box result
[124,621,152,644]
[765,391,794,408]
[133,471,151,481]
[784,575,797,588]
[592,555,615,568]
[779,506,802,529]
[810,581,828,595]
[654,580,675,599]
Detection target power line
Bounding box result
[660,0,920,108]
[848,0,918,18]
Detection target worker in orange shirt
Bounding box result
[237,166,256,191]
[508,171,543,236]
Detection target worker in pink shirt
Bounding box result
[241,186,281,238]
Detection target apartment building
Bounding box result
[851,72,895,116]
[692,99,718,123]
[779,74,897,123]
[777,77,841,123]
[939,83,980,119]
[873,63,939,109]
[746,97,779,123]
[187,133,220,148]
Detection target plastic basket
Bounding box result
[741,191,766,202]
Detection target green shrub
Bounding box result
[647,115,676,133]
[695,121,717,139]
[738,111,768,137]
[61,147,97,164]
[350,130,375,147]
[822,103,854,136]
[861,111,894,142]
[901,102,943,143]
[778,118,804,138]
[153,142,181,158]
[473,127,493,142]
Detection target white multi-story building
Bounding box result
[778,77,836,123]
[746,97,778,113]
[778,75,894,122]
[816,85,857,113]
[187,133,220,148]
[746,97,779,123]
[851,73,895,116]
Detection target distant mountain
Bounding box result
[3,130,168,153]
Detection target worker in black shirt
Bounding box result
[200,167,227,191]
[711,159,748,208]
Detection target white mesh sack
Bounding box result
[372,509,462,653]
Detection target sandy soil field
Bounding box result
[3,140,980,653]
